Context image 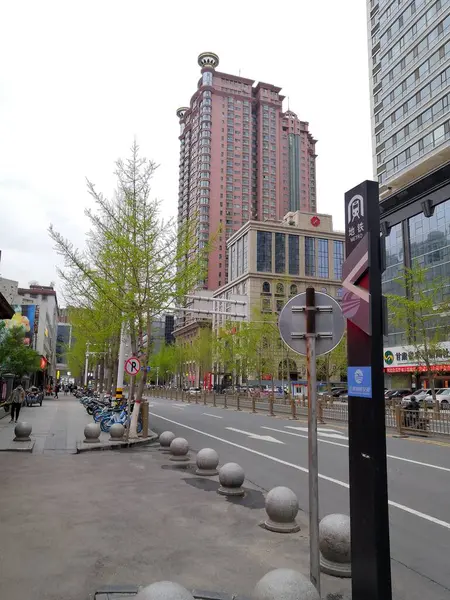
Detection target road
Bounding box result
[148,396,450,600]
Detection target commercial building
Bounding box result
[55,309,73,382]
[368,0,450,199]
[177,52,317,290]
[368,0,450,387]
[173,210,344,388]
[212,210,345,386]
[0,279,59,384]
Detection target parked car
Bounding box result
[385,389,412,402]
[401,388,432,406]
[433,388,450,407]
[187,387,201,396]
[330,387,348,397]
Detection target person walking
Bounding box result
[54,383,60,399]
[9,384,25,423]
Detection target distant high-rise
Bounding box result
[177,52,317,290]
[368,0,450,199]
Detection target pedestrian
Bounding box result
[54,383,60,399]
[9,384,25,423]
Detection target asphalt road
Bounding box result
[148,396,450,600]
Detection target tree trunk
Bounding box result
[129,318,151,438]
[99,356,105,393]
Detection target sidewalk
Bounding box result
[0,394,93,453]
[0,441,351,600]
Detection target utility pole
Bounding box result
[84,342,90,387]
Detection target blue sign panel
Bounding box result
[348,366,372,398]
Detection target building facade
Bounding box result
[177,52,317,290]
[381,164,450,388]
[211,211,345,385]
[368,0,450,199]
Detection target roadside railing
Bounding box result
[148,388,450,438]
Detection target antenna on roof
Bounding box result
[287,96,290,111]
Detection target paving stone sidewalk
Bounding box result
[0,438,351,600]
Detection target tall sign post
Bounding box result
[342,181,392,600]
[279,289,345,595]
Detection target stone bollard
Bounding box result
[159,430,176,451]
[14,422,32,442]
[254,568,320,600]
[319,513,351,578]
[217,462,245,496]
[83,422,101,444]
[264,486,301,533]
[109,423,125,441]
[169,437,190,462]
[195,447,219,476]
[135,581,195,600]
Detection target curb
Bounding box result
[93,586,248,600]
[76,433,159,454]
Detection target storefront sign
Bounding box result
[383,343,450,371]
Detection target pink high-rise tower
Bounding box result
[177,52,317,290]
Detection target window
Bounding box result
[288,235,300,275]
[290,284,298,296]
[318,239,329,278]
[333,241,344,280]
[275,233,286,273]
[276,299,284,313]
[305,237,316,276]
[257,231,272,272]
[276,283,285,295]
[262,281,271,294]
[261,298,271,312]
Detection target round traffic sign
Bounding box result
[278,291,345,357]
[124,356,141,376]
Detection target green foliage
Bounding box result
[316,334,347,387]
[0,321,41,377]
[49,142,211,400]
[387,261,450,396]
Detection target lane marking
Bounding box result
[286,425,348,440]
[203,413,223,419]
[149,412,450,531]
[226,427,284,444]
[262,426,450,473]
[173,406,185,410]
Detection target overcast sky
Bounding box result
[0,0,373,300]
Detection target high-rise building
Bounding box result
[368,0,450,199]
[177,52,317,290]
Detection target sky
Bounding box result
[0,0,373,301]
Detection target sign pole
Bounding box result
[306,287,320,594]
[343,181,392,600]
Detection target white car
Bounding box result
[434,388,450,407]
[187,387,201,396]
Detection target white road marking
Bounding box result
[203,413,223,419]
[286,425,348,440]
[262,426,450,473]
[227,427,284,444]
[149,412,450,531]
[173,405,185,410]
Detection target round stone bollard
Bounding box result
[319,513,351,577]
[83,422,101,444]
[264,486,300,533]
[254,568,320,600]
[159,430,176,452]
[217,462,245,496]
[109,423,125,441]
[14,422,32,442]
[169,437,190,462]
[135,581,195,600]
[195,448,219,476]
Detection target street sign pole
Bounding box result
[279,290,345,595]
[343,181,392,600]
[305,288,320,595]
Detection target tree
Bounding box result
[316,334,347,390]
[387,261,450,400]
[49,141,210,435]
[0,321,41,378]
[191,327,212,388]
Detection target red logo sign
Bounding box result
[311,216,321,227]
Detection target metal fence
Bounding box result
[148,389,450,438]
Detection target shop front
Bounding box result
[383,344,450,389]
